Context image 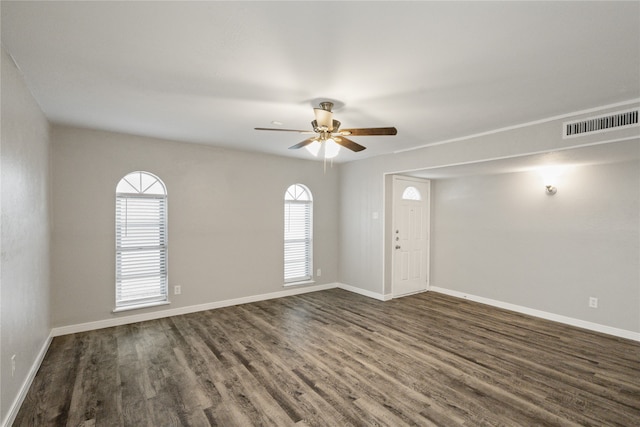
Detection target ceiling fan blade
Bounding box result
[289,137,318,150]
[255,127,314,134]
[334,136,366,152]
[340,127,398,136]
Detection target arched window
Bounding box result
[284,184,313,283]
[402,186,422,201]
[115,171,168,310]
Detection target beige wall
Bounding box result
[339,105,640,334]
[50,126,340,327]
[1,48,51,423]
[431,159,639,332]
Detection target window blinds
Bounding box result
[115,194,167,307]
[284,200,312,282]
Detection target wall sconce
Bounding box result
[539,165,567,196]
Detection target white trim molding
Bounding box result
[394,98,640,154]
[51,282,397,338]
[430,287,640,342]
[52,283,339,336]
[3,333,53,427]
[337,282,392,301]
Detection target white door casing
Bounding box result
[392,176,430,297]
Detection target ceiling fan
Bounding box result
[255,102,397,158]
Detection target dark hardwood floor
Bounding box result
[14,289,640,426]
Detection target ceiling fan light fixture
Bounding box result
[305,140,321,157]
[324,138,341,159]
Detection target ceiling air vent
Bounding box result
[563,108,638,138]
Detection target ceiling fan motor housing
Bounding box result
[312,119,341,134]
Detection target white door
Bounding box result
[392,176,430,297]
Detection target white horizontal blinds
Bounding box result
[284,184,312,283]
[115,172,167,308]
[284,202,312,281]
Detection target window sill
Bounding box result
[113,300,170,313]
[283,280,315,287]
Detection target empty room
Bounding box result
[2,1,639,426]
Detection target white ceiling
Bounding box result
[2,1,639,163]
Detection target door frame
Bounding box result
[389,175,431,298]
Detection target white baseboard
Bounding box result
[430,286,640,342]
[337,282,391,301]
[52,283,339,336]
[2,332,53,427]
[51,282,393,337]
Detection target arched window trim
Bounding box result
[284,184,313,284]
[116,170,166,195]
[285,183,312,201]
[114,171,169,311]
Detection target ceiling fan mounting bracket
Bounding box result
[318,101,334,112]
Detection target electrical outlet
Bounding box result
[11,354,16,377]
[589,297,598,308]
[174,285,181,295]
[317,268,322,277]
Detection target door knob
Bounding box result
[395,245,401,249]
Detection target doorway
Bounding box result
[391,176,430,297]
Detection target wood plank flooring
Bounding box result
[14,289,640,426]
